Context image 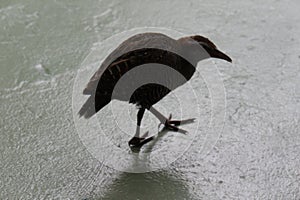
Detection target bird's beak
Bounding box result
[210,49,232,63]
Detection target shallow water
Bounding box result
[1,0,300,199]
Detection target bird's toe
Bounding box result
[128,137,143,147]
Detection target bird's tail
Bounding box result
[78,95,109,119]
[78,96,96,118]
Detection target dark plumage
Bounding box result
[79,32,231,147]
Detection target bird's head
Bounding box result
[178,35,232,63]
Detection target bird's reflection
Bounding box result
[100,170,192,200]
[99,120,197,200]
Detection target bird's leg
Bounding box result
[128,108,151,147]
[149,106,194,134]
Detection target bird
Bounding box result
[79,32,232,148]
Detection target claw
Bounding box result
[178,128,188,134]
[165,123,188,134]
[168,116,196,126]
[163,114,195,134]
[128,131,153,148]
[180,118,196,124]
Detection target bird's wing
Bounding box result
[85,48,180,96]
[83,33,179,95]
[79,48,176,118]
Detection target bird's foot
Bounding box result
[159,114,195,134]
[128,132,153,148]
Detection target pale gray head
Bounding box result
[178,35,232,64]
